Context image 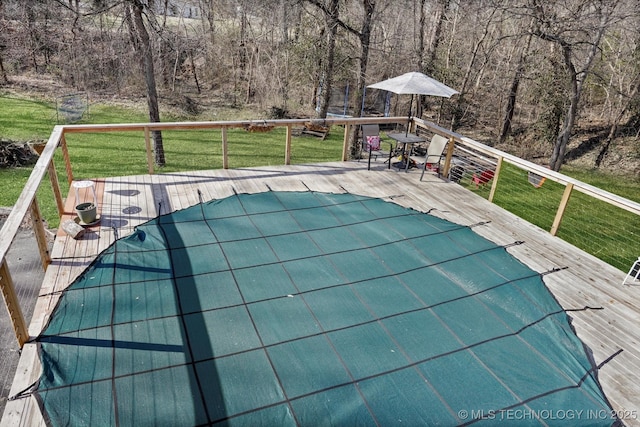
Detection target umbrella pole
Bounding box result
[406,94,413,137]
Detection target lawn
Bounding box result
[1,93,639,271]
[0,94,346,227]
[460,162,640,272]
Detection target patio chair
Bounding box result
[361,124,392,170]
[622,257,640,285]
[419,134,449,181]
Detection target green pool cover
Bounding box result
[34,191,616,426]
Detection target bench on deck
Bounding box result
[292,122,331,140]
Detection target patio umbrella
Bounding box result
[367,71,459,135]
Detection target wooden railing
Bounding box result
[57,117,403,179]
[0,116,404,349]
[413,118,640,226]
[2,116,639,348]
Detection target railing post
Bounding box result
[551,182,574,236]
[342,124,351,161]
[60,133,74,185]
[0,260,29,348]
[442,137,456,178]
[32,143,65,217]
[144,126,154,174]
[30,197,51,271]
[48,160,65,217]
[221,127,229,169]
[488,156,503,203]
[285,124,292,165]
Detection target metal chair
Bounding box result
[622,257,640,285]
[361,124,392,170]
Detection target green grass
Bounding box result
[0,94,345,228]
[2,93,639,272]
[562,165,640,203]
[59,127,345,180]
[0,95,58,140]
[459,162,640,272]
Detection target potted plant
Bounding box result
[75,202,97,224]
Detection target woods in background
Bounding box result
[0,0,639,171]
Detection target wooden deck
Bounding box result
[3,160,639,426]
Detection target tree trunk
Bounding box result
[190,49,201,94]
[0,52,8,84]
[204,0,215,45]
[451,6,497,130]
[418,0,426,71]
[131,1,165,166]
[239,6,248,71]
[0,0,7,84]
[245,47,254,104]
[499,29,533,144]
[281,0,289,44]
[349,0,375,158]
[416,0,427,119]
[549,59,578,171]
[355,1,375,111]
[317,0,339,119]
[549,33,606,171]
[0,0,9,84]
[422,0,448,74]
[532,1,616,171]
[596,79,640,167]
[418,0,448,116]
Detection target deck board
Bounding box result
[2,160,639,426]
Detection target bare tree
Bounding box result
[0,51,7,84]
[531,0,621,171]
[499,19,534,144]
[1,0,639,174]
[305,0,340,119]
[420,0,449,75]
[596,31,640,166]
[450,3,500,130]
[327,0,377,156]
[126,0,165,166]
[348,0,376,116]
[0,0,8,84]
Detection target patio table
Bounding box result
[386,132,427,172]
